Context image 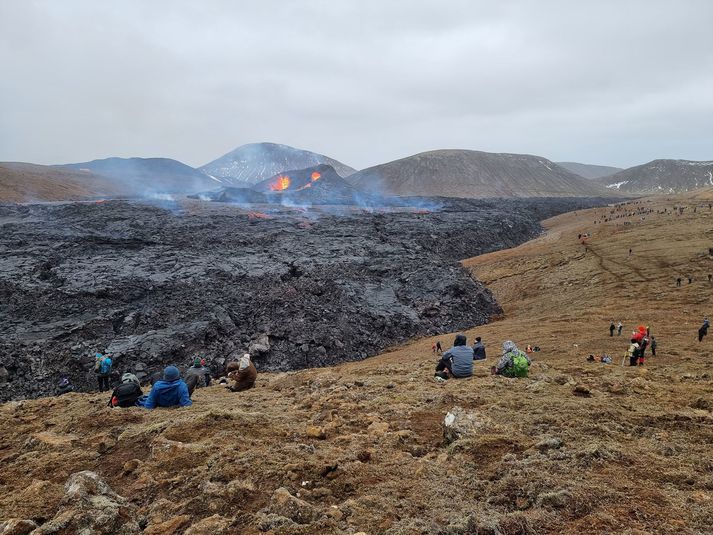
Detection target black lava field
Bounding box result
[0,197,610,399]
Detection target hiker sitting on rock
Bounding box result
[226,353,257,392]
[184,357,212,397]
[494,341,531,378]
[434,334,474,379]
[108,373,144,408]
[143,366,192,409]
[56,377,74,396]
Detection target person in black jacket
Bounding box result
[108,373,143,408]
[472,337,486,360]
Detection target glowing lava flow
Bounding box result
[311,171,321,182]
[269,175,291,191]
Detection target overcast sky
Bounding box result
[1,0,711,170]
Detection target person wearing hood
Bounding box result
[494,341,531,378]
[143,366,192,409]
[56,377,74,396]
[184,357,212,396]
[227,353,257,392]
[434,334,474,379]
[108,373,144,408]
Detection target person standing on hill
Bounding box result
[617,321,623,336]
[650,337,657,357]
[699,317,710,343]
[94,353,113,392]
[436,341,443,354]
[609,320,615,337]
[626,339,641,367]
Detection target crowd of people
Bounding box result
[57,352,258,408]
[433,334,531,381]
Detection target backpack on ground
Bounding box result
[109,382,142,407]
[510,351,529,378]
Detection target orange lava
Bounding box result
[269,175,291,191]
[311,171,321,181]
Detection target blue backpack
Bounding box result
[99,357,112,375]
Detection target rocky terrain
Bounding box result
[0,196,609,400]
[62,157,219,195]
[346,150,614,198]
[598,159,713,194]
[200,143,356,185]
[1,189,711,534]
[0,162,123,203]
[555,161,622,179]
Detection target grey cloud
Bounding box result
[0,0,711,170]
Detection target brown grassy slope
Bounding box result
[1,192,712,534]
[0,162,122,202]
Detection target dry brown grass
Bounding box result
[1,190,712,534]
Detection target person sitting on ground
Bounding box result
[494,340,531,378]
[184,357,212,396]
[434,334,474,379]
[57,377,74,396]
[143,366,192,409]
[472,336,486,361]
[107,373,144,408]
[226,353,257,392]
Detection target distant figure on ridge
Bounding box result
[609,320,615,337]
[143,366,192,409]
[493,341,530,378]
[436,341,443,354]
[677,277,682,287]
[699,317,709,343]
[617,321,623,336]
[650,336,657,357]
[472,336,486,361]
[226,353,257,392]
[434,334,473,380]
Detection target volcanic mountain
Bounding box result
[200,142,357,185]
[0,162,122,202]
[62,157,218,195]
[597,159,713,194]
[346,149,613,198]
[556,161,622,179]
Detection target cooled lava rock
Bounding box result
[0,196,610,400]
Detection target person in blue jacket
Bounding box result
[143,366,192,409]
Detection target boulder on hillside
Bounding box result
[443,406,496,444]
[32,471,141,535]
